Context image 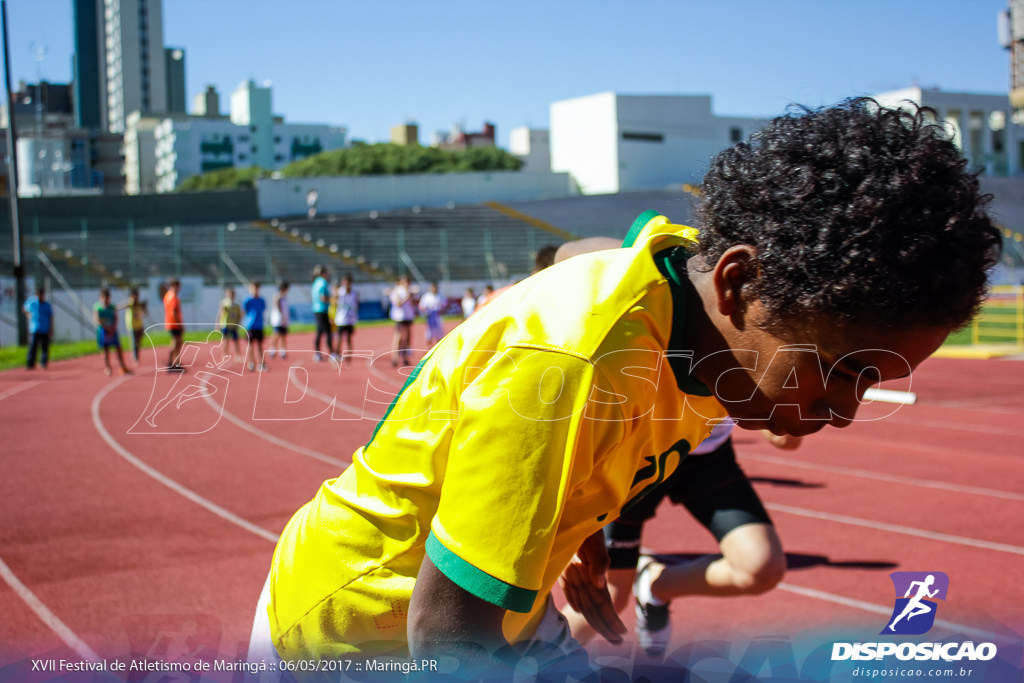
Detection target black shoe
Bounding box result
[634,555,671,656]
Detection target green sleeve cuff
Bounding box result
[622,209,662,247]
[425,531,537,613]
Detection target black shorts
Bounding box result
[314,312,332,334]
[605,438,772,568]
[274,326,288,335]
[247,327,265,342]
[169,328,184,340]
[337,324,355,336]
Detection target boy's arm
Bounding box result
[558,528,626,643]
[408,554,510,674]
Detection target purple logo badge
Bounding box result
[882,571,949,635]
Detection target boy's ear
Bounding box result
[711,246,760,320]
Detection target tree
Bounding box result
[279,143,523,177]
[174,144,525,192]
[176,166,271,192]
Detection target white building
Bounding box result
[16,137,73,196]
[150,81,347,192]
[874,87,1023,177]
[230,80,275,169]
[125,111,181,194]
[100,0,168,133]
[510,126,550,172]
[550,92,768,195]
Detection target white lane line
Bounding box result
[0,380,41,402]
[766,503,1024,556]
[777,583,1015,643]
[367,356,405,389]
[796,431,1016,465]
[0,555,101,660]
[880,416,1024,439]
[200,390,347,468]
[743,453,1024,502]
[287,365,386,421]
[91,377,278,543]
[924,398,1023,414]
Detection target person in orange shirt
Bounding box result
[163,279,185,372]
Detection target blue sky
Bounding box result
[4,0,1013,147]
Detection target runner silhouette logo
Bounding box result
[882,571,949,635]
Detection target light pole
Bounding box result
[2,0,27,345]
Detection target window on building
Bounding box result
[621,131,664,143]
[730,127,742,143]
[274,136,282,143]
[238,135,249,142]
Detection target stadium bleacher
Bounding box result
[3,185,1020,293]
[0,202,571,290]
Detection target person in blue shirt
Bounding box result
[23,286,54,369]
[243,281,268,372]
[310,265,334,362]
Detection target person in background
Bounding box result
[334,275,359,365]
[121,286,147,365]
[23,286,53,370]
[269,282,290,360]
[475,245,561,312]
[95,288,131,377]
[388,275,416,367]
[418,282,446,347]
[219,287,244,360]
[562,419,800,656]
[477,284,495,309]
[163,279,185,372]
[243,281,268,373]
[311,265,334,362]
[460,287,476,319]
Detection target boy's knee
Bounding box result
[732,554,786,595]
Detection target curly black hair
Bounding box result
[695,97,1002,330]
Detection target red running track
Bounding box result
[0,325,1022,678]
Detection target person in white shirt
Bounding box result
[418,282,446,347]
[334,275,359,365]
[268,282,290,359]
[388,275,416,367]
[460,287,476,319]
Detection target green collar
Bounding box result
[652,247,713,397]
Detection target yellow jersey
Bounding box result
[266,212,727,659]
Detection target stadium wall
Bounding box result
[0,190,259,231]
[256,171,575,218]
